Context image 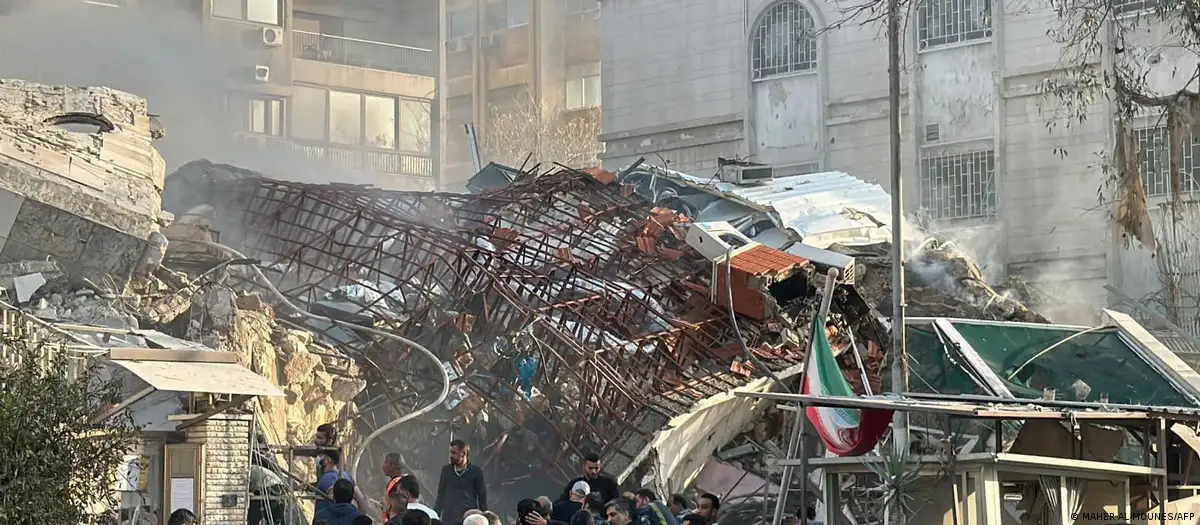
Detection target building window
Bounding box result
[247,97,284,136]
[291,86,328,141]
[449,8,476,39]
[400,100,432,153]
[566,0,600,16]
[917,0,991,49]
[211,0,281,25]
[290,85,430,154]
[751,1,817,80]
[329,91,363,145]
[920,149,997,220]
[488,0,530,31]
[1134,126,1200,198]
[565,63,601,110]
[1113,0,1158,15]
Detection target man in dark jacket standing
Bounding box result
[558,453,620,503]
[313,479,366,525]
[434,439,487,525]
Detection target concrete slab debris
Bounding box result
[0,78,166,288]
[12,271,45,303]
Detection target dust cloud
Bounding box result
[0,1,368,185]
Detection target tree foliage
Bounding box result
[0,332,137,525]
[1038,0,1200,253]
[484,91,603,170]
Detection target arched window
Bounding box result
[751,1,818,80]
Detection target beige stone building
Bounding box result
[598,0,1200,326]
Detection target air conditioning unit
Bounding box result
[720,164,774,184]
[262,27,283,47]
[446,38,468,53]
[685,221,756,262]
[482,33,499,47]
[253,65,270,82]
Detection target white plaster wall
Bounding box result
[752,74,822,164]
[596,0,1183,319]
[646,378,775,497]
[600,0,745,136]
[919,45,996,143]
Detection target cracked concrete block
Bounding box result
[0,79,165,290]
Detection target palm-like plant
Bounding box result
[859,438,923,525]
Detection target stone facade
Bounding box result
[596,0,1193,322]
[0,79,166,288]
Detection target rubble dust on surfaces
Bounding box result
[832,241,1050,323]
[0,68,1058,525]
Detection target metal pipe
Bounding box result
[773,403,806,525]
[886,0,910,484]
[199,240,449,482]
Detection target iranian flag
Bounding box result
[801,312,893,456]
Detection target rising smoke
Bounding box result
[0,1,370,185]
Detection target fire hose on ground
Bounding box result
[200,240,450,482]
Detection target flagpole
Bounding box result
[783,267,839,525]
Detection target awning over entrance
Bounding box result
[107,348,284,397]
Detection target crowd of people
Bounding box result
[304,428,741,525]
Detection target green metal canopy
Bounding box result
[907,319,1196,407]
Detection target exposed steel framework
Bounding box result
[173,164,879,501]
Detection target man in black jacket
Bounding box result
[434,439,488,525]
[558,452,619,503]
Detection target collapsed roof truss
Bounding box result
[196,169,790,481]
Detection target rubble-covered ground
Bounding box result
[0,76,1053,523]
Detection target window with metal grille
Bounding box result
[920,149,997,220]
[1133,126,1200,198]
[567,0,600,17]
[751,1,817,80]
[918,0,992,49]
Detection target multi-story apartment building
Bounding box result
[209,0,439,190]
[598,0,1199,325]
[0,0,439,191]
[438,0,602,189]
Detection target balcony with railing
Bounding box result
[293,30,435,77]
[236,133,435,190]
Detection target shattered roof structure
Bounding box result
[617,163,1049,324]
[0,79,166,284]
[159,157,1084,502]
[619,165,892,249]
[163,163,828,494]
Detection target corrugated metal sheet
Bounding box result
[657,169,893,247]
[110,359,285,397]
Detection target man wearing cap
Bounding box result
[551,481,590,523]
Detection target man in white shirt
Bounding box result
[397,474,440,521]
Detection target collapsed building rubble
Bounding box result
[0,72,1065,521]
[159,156,1063,509]
[0,80,366,525]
